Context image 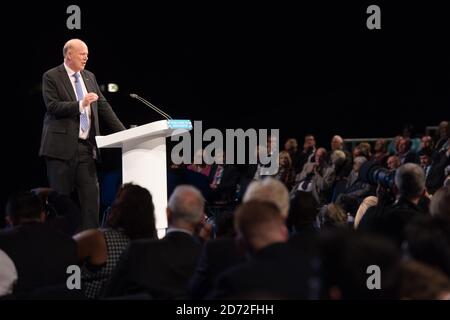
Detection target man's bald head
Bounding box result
[63,39,89,72]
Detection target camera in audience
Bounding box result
[359,160,395,189]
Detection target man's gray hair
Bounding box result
[168,185,204,224]
[354,156,368,166]
[395,163,425,198]
[243,178,289,218]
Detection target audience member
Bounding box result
[209,201,319,299]
[103,185,204,299]
[0,191,78,295]
[74,183,157,299]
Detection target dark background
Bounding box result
[0,1,449,208]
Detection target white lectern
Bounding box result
[95,119,192,238]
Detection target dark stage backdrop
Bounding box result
[1,2,449,213]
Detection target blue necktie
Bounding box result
[73,73,89,132]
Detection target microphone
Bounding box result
[130,93,172,120]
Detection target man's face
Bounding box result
[387,157,399,170]
[279,153,290,167]
[439,122,449,138]
[67,43,88,72]
[419,155,431,168]
[398,139,409,154]
[374,139,385,152]
[304,136,316,149]
[315,149,325,163]
[421,136,432,149]
[331,137,342,151]
[284,139,297,151]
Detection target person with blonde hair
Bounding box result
[243,178,290,219]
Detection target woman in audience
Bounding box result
[274,151,295,190]
[74,183,157,299]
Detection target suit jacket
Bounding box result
[188,237,246,299]
[294,163,335,204]
[427,149,450,194]
[0,222,78,294]
[209,242,319,299]
[207,164,240,203]
[358,198,428,246]
[103,231,202,299]
[39,64,126,160]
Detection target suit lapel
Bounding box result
[81,71,98,114]
[57,64,77,101]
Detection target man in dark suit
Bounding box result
[0,191,78,295]
[188,237,246,300]
[207,150,240,204]
[103,185,204,299]
[40,39,126,230]
[209,201,319,299]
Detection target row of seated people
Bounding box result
[1,167,450,299]
[167,121,449,220]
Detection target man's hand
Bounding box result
[81,92,98,107]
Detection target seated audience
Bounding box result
[74,183,157,299]
[244,178,290,219]
[358,163,429,246]
[0,191,78,295]
[435,121,449,151]
[396,137,417,164]
[387,155,401,171]
[317,203,348,230]
[318,230,401,299]
[335,156,373,215]
[294,148,335,205]
[103,185,204,299]
[283,138,302,173]
[273,151,295,190]
[296,134,316,173]
[207,150,239,204]
[399,259,450,300]
[209,201,319,299]
[189,178,290,299]
[372,138,389,167]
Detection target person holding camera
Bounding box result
[358,163,429,246]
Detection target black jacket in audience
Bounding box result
[189,237,246,299]
[358,197,428,246]
[0,191,80,294]
[0,222,77,294]
[207,164,240,203]
[208,242,319,299]
[103,231,202,299]
[427,148,450,194]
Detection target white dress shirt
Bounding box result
[63,63,91,139]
